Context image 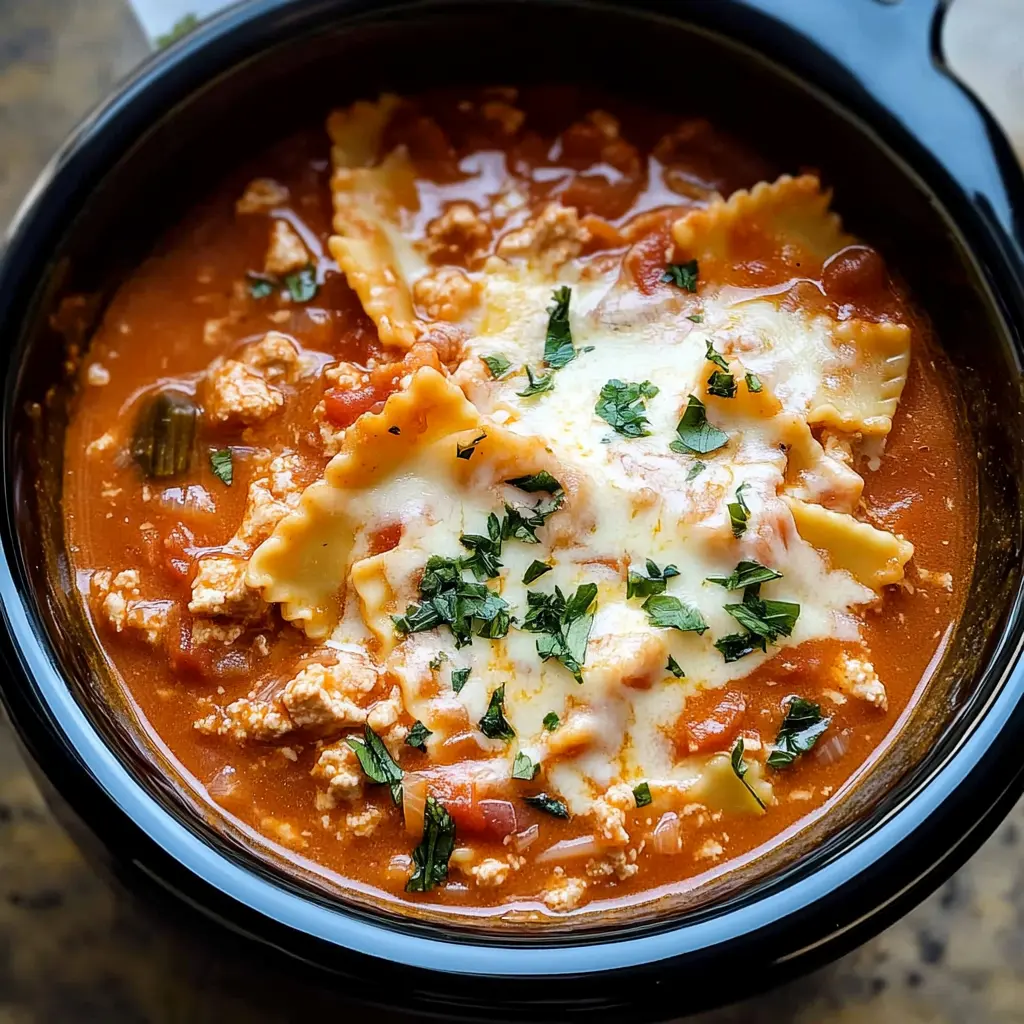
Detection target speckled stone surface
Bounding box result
[1,1,1023,1021]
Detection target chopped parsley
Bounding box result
[451,667,470,693]
[392,556,511,648]
[627,558,680,600]
[687,312,704,324]
[506,471,562,494]
[595,379,659,438]
[517,365,555,398]
[246,272,276,299]
[521,583,597,683]
[459,513,504,580]
[642,594,708,634]
[706,559,783,590]
[705,342,729,372]
[388,425,401,435]
[543,286,578,369]
[715,633,766,663]
[456,432,486,460]
[662,259,699,292]
[724,588,800,644]
[542,711,560,731]
[406,796,456,893]
[767,697,830,768]
[284,265,318,303]
[524,793,570,819]
[209,448,233,486]
[502,494,564,543]
[523,560,552,585]
[666,655,685,678]
[730,738,766,810]
[633,782,653,808]
[745,372,763,393]
[727,482,751,538]
[478,684,516,741]
[686,461,706,481]
[512,751,540,780]
[671,395,729,455]
[405,721,433,751]
[482,353,513,379]
[428,652,448,671]
[347,725,404,804]
[706,371,737,399]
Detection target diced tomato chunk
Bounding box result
[432,779,518,839]
[683,691,747,753]
[478,799,518,839]
[323,385,380,428]
[368,522,402,555]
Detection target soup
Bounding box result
[62,86,975,918]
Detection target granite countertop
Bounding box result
[1,1,1022,1020]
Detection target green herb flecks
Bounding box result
[284,265,318,303]
[524,793,570,819]
[666,655,685,678]
[347,725,404,805]
[451,667,470,693]
[543,712,560,731]
[627,559,680,600]
[671,395,729,455]
[662,259,699,293]
[459,513,504,581]
[706,559,783,591]
[595,379,659,438]
[543,285,577,369]
[714,632,767,663]
[642,595,708,634]
[727,483,751,538]
[730,738,766,810]
[521,583,597,683]
[405,721,433,751]
[478,684,516,741]
[745,372,763,393]
[523,560,552,585]
[457,432,487,460]
[482,354,513,379]
[633,782,652,808]
[512,751,540,780]
[406,797,456,892]
[707,371,737,399]
[246,272,276,299]
[502,494,564,544]
[210,448,233,486]
[506,471,562,494]
[767,697,830,768]
[686,461,706,481]
[724,588,800,643]
[517,365,555,398]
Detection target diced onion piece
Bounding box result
[536,835,604,864]
[511,824,540,852]
[403,772,428,836]
[652,812,682,855]
[814,731,851,766]
[386,854,412,882]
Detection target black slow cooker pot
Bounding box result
[1,0,1022,1019]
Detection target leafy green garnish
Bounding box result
[451,667,470,693]
[517,365,555,398]
[347,725,404,804]
[524,793,570,819]
[543,711,560,731]
[705,342,729,372]
[595,379,659,438]
[706,559,783,591]
[459,513,504,580]
[730,738,766,810]
[543,286,577,369]
[392,556,511,648]
[521,583,597,683]
[715,633,766,663]
[745,372,763,393]
[512,751,540,780]
[662,259,699,292]
[428,652,448,671]
[457,432,487,460]
[724,588,800,643]
[405,721,433,751]
[671,395,729,455]
[633,782,652,808]
[483,354,513,379]
[284,265,318,303]
[687,312,704,324]
[706,371,737,399]
[686,461,706,481]
[246,272,275,299]
[406,797,456,893]
[210,448,233,486]
[666,655,685,678]
[506,471,562,494]
[727,483,751,538]
[642,595,708,634]
[627,558,680,600]
[479,684,516,741]
[523,560,552,585]
[502,494,564,543]
[767,697,830,768]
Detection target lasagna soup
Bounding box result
[63,88,974,917]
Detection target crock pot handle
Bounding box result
[743,0,1024,265]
